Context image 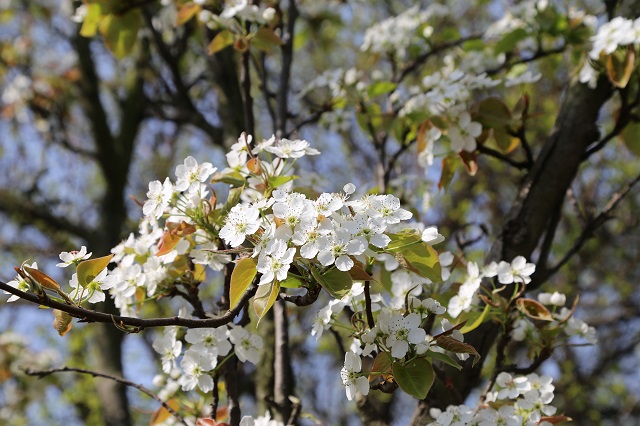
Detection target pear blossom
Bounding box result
[379,312,426,359]
[421,226,445,245]
[174,156,216,193]
[497,256,536,285]
[220,204,261,247]
[496,372,531,399]
[538,291,566,306]
[265,138,320,158]
[185,327,232,356]
[190,243,232,271]
[153,327,182,374]
[317,230,367,271]
[143,177,174,219]
[228,326,263,364]
[256,239,296,285]
[56,246,92,268]
[448,112,482,152]
[178,350,215,392]
[340,352,369,401]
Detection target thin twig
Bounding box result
[476,144,529,170]
[23,366,188,425]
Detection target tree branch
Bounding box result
[0,280,258,330]
[23,366,187,425]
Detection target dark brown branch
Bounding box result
[486,44,566,76]
[23,366,187,425]
[364,281,375,329]
[0,280,257,330]
[273,300,295,422]
[278,284,321,306]
[276,0,299,135]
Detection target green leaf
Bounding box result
[438,155,457,191]
[251,27,284,52]
[475,97,513,128]
[459,304,491,334]
[99,10,142,59]
[495,28,529,54]
[621,121,640,157]
[230,258,257,310]
[212,171,247,187]
[280,276,303,289]
[221,186,244,215]
[387,239,441,283]
[268,175,298,189]
[425,350,462,370]
[208,29,234,55]
[435,335,480,366]
[493,126,520,154]
[77,254,114,288]
[253,280,280,321]
[311,266,353,299]
[392,358,434,399]
[367,81,397,98]
[387,229,422,251]
[80,3,103,37]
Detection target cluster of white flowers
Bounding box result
[448,256,536,318]
[152,324,263,394]
[580,17,640,88]
[429,372,558,426]
[197,0,277,27]
[361,4,449,57]
[511,291,597,345]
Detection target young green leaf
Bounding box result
[392,358,434,399]
[230,258,257,310]
[459,304,491,334]
[253,280,280,321]
[77,254,114,288]
[311,266,353,299]
[208,30,235,55]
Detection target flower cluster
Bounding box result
[429,372,559,426]
[152,324,263,394]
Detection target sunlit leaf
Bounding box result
[53,309,72,337]
[280,276,302,289]
[475,97,512,128]
[459,304,490,334]
[311,266,353,299]
[268,175,297,189]
[176,2,201,26]
[230,258,257,310]
[208,30,234,55]
[438,155,457,191]
[77,254,114,288]
[253,280,280,321]
[23,265,60,291]
[149,399,180,425]
[99,10,142,59]
[367,81,397,98]
[387,233,441,282]
[392,358,434,399]
[79,3,103,37]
